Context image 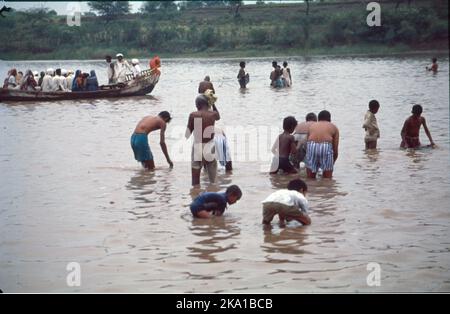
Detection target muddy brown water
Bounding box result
[0,56,449,292]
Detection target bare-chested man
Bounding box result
[186,95,220,186]
[306,110,339,179]
[131,111,173,170]
[293,112,317,168]
[198,76,215,94]
[400,104,436,149]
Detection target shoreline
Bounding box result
[1,48,448,62]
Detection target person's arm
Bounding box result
[332,127,339,163]
[422,117,436,148]
[400,120,409,148]
[211,83,215,94]
[212,104,220,121]
[289,136,297,155]
[288,68,292,83]
[297,212,311,225]
[271,137,279,155]
[159,123,173,167]
[185,113,194,139]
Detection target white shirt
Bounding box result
[132,64,141,76]
[114,60,132,82]
[7,75,17,89]
[52,75,66,91]
[66,75,74,90]
[41,75,55,92]
[262,189,309,212]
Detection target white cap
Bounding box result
[131,58,139,65]
[116,53,124,58]
[61,69,67,75]
[33,71,38,76]
[46,68,54,74]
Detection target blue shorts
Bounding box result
[131,133,153,162]
[306,141,334,173]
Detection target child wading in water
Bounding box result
[270,116,298,174]
[261,179,311,227]
[400,104,436,149]
[190,185,242,218]
[363,100,380,149]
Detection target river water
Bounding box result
[0,55,449,292]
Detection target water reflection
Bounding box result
[187,216,240,263]
[261,226,309,260]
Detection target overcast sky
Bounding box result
[4,1,303,15]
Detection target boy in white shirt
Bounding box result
[262,179,311,226]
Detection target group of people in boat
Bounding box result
[2,53,161,93]
[3,67,99,92]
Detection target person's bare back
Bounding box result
[295,121,315,134]
[275,132,296,158]
[134,116,165,134]
[187,110,220,143]
[308,121,339,143]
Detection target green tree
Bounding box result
[87,1,130,19]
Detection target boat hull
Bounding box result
[0,71,159,102]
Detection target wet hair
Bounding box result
[18,71,23,75]
[318,110,331,122]
[432,57,437,63]
[369,100,380,111]
[240,61,245,68]
[55,68,61,76]
[306,112,317,122]
[105,55,112,60]
[412,104,423,115]
[158,111,172,122]
[226,185,242,199]
[287,179,308,192]
[204,75,210,82]
[283,61,288,67]
[195,95,209,110]
[272,61,277,68]
[40,71,45,77]
[283,116,298,132]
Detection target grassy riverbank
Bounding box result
[0,0,448,60]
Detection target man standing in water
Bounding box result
[198,76,215,94]
[186,95,220,186]
[131,111,173,170]
[306,110,339,179]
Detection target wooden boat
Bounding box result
[0,69,160,102]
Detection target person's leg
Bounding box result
[143,160,155,170]
[225,161,233,171]
[306,168,317,179]
[322,170,333,178]
[366,140,377,149]
[192,167,201,186]
[205,160,217,184]
[194,210,211,219]
[262,203,277,225]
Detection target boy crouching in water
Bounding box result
[190,185,242,218]
[262,179,311,227]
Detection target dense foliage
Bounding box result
[0,0,447,59]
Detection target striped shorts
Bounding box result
[306,141,334,173]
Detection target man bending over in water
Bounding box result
[306,110,339,179]
[131,111,173,170]
[400,104,436,149]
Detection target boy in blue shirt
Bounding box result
[190,185,242,218]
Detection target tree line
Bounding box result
[0,0,447,60]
